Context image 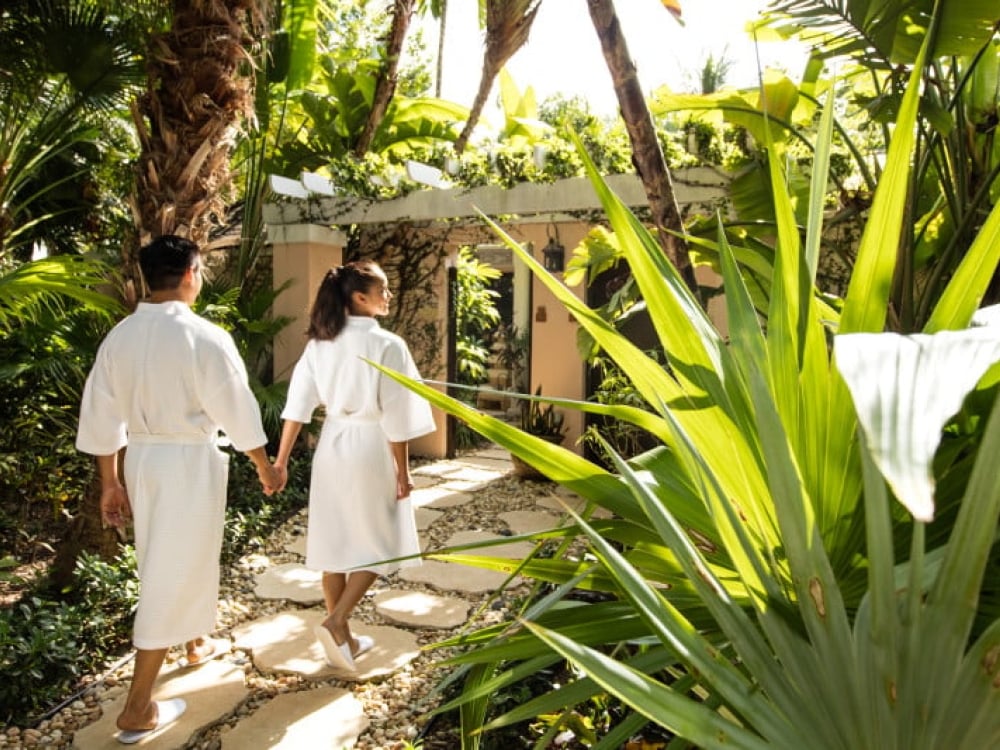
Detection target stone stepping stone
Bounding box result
[398,559,510,594]
[413,461,467,477]
[399,530,535,595]
[284,535,306,557]
[411,485,473,509]
[439,466,505,483]
[444,530,539,559]
[536,492,612,519]
[468,446,510,461]
[73,658,247,749]
[414,505,443,530]
[232,610,420,682]
[220,687,367,749]
[438,478,493,492]
[499,509,566,535]
[457,451,512,470]
[412,473,439,489]
[253,562,322,604]
[374,590,472,629]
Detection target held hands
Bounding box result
[256,461,284,496]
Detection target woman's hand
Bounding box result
[396,472,414,500]
[100,482,131,528]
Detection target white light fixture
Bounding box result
[268,174,309,199]
[300,171,337,196]
[405,160,448,189]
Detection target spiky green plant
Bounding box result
[374,10,1000,748]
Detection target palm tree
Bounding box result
[453,0,542,154]
[586,0,697,295]
[354,0,419,156]
[130,0,263,250]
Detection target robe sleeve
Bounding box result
[378,337,436,442]
[199,332,268,452]
[76,343,128,456]
[281,343,322,423]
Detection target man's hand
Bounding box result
[100,482,131,528]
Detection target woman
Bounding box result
[273,260,435,671]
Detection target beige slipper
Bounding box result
[314,625,355,671]
[178,637,231,669]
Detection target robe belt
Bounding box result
[327,414,380,424]
[128,432,218,445]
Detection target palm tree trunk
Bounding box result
[586,0,699,297]
[131,0,261,248]
[354,0,417,157]
[434,0,448,98]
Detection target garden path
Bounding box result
[70,446,602,749]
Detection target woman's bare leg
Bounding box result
[321,571,346,614]
[320,570,377,655]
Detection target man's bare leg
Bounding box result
[116,647,168,731]
[320,570,377,656]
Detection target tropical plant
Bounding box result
[372,8,1000,745]
[519,385,566,442]
[454,245,502,387]
[657,0,1000,329]
[452,0,543,154]
[0,0,150,259]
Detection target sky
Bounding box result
[418,0,808,119]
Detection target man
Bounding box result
[77,235,280,744]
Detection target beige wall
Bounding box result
[270,224,344,382]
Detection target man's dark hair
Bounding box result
[139,235,200,291]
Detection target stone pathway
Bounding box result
[66,445,604,749]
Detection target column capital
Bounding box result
[268,223,347,247]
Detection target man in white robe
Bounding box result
[76,235,279,743]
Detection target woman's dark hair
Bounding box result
[308,260,384,340]
[139,235,200,291]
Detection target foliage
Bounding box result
[662,0,1000,329]
[582,353,659,466]
[453,246,501,387]
[0,548,138,726]
[221,447,311,565]
[0,0,148,260]
[492,324,529,393]
[374,13,1000,744]
[0,449,311,727]
[519,386,567,443]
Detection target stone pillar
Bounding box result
[270,224,345,381]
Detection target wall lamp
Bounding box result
[542,224,565,273]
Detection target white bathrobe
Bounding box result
[282,316,435,575]
[77,301,267,650]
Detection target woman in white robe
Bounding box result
[274,260,435,672]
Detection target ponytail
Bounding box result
[307,261,384,340]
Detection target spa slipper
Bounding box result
[314,625,355,671]
[178,637,231,669]
[354,634,375,659]
[115,698,186,745]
